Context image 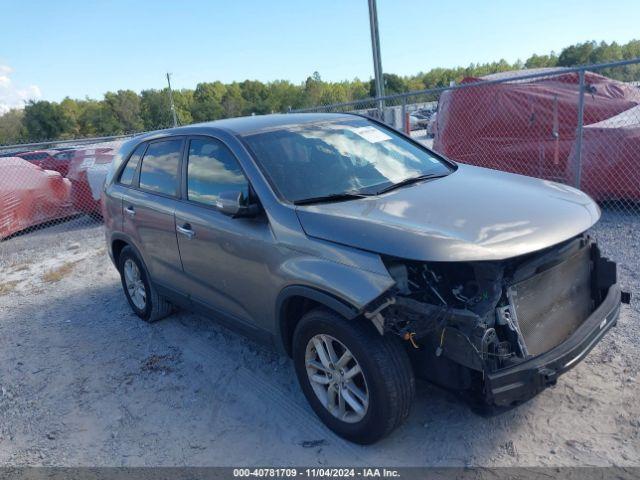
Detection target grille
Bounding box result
[508,244,593,357]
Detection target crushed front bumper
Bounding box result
[485,283,621,407]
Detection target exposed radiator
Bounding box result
[507,244,593,357]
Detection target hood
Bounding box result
[295,164,600,262]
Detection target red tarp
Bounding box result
[66,146,118,215]
[572,105,640,200]
[0,157,72,239]
[433,70,640,196]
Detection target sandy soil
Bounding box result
[0,215,638,467]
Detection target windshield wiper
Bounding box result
[293,192,370,206]
[375,173,448,195]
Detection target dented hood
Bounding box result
[295,164,600,262]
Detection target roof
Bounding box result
[585,104,640,129]
[479,67,568,81]
[1,156,37,168]
[15,149,55,156]
[176,112,355,136]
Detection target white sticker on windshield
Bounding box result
[352,126,392,143]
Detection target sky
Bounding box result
[1,0,639,112]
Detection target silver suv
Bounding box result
[103,113,626,444]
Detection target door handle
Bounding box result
[124,206,135,217]
[176,223,195,239]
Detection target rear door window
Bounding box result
[118,144,146,186]
[139,139,183,196]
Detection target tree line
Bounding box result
[1,39,639,145]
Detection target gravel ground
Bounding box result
[0,210,638,467]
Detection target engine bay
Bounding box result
[366,233,619,391]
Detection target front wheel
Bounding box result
[293,308,415,444]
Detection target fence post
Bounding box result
[402,97,408,134]
[574,69,586,189]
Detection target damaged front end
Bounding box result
[364,234,629,406]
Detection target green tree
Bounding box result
[622,40,640,59]
[191,81,226,121]
[240,80,270,115]
[266,80,304,112]
[368,73,409,97]
[558,41,597,66]
[104,90,144,133]
[173,89,194,126]
[0,109,25,145]
[140,89,173,130]
[2,38,639,144]
[59,97,82,137]
[221,83,246,118]
[349,78,370,100]
[319,82,350,105]
[303,71,325,107]
[23,100,74,141]
[525,53,559,68]
[77,99,120,136]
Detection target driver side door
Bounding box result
[174,136,276,332]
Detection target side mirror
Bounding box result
[216,190,260,218]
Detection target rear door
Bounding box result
[174,136,275,328]
[121,137,185,287]
[102,143,147,233]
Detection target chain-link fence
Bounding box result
[293,59,640,213]
[1,59,639,299]
[0,135,138,272]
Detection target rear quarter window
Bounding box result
[118,144,146,186]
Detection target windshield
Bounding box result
[242,117,453,203]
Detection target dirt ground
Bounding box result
[0,217,638,467]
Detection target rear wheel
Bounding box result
[293,308,415,444]
[118,246,172,322]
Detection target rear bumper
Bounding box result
[485,283,621,407]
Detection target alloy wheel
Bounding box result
[123,258,146,310]
[305,334,369,423]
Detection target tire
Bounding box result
[292,308,415,444]
[118,246,172,323]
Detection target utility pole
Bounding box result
[368,0,385,115]
[166,72,178,128]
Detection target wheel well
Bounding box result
[280,296,323,357]
[111,239,128,265]
[278,288,362,356]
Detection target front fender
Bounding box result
[278,255,395,310]
[274,255,395,354]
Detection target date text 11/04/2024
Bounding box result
[232,468,401,478]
